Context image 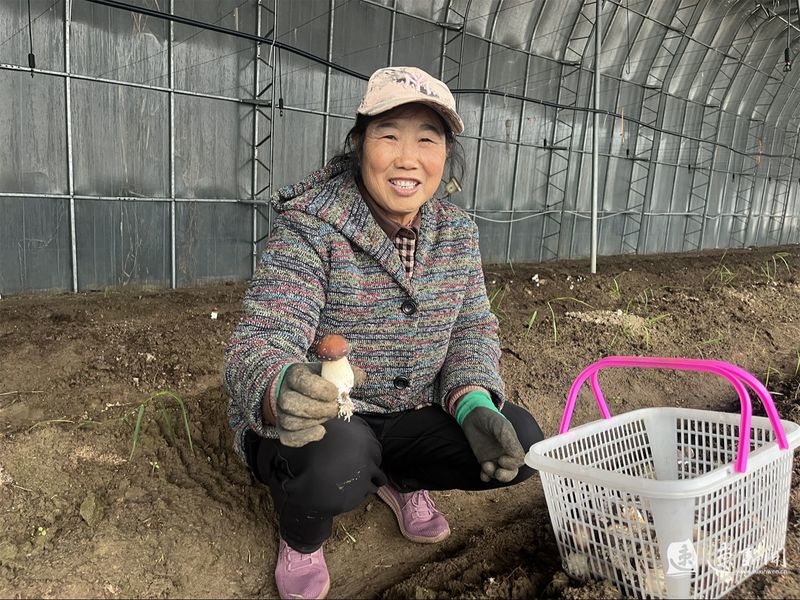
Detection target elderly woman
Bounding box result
[224,66,543,600]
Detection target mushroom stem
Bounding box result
[320,355,355,420]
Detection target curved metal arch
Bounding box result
[606,0,787,85]
[537,0,605,261]
[667,0,734,252]
[646,0,707,89]
[659,0,722,252]
[683,0,756,106]
[616,0,681,254]
[565,0,606,65]
[754,121,791,245]
[601,1,653,256]
[670,12,733,102]
[438,0,472,86]
[765,29,800,245]
[672,1,767,250]
[490,0,542,51]
[633,0,710,254]
[745,21,798,130]
[727,19,787,119]
[600,2,653,153]
[682,4,787,250]
[671,0,749,251]
[711,7,773,247]
[718,9,770,113]
[591,0,630,79]
[504,0,549,261]
[603,0,656,84]
[469,0,504,224]
[566,0,629,259]
[687,1,772,164]
[767,34,800,129]
[782,126,800,244]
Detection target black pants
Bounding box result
[247,402,544,553]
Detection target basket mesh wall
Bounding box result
[540,412,793,599]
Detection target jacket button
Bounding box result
[393,376,410,390]
[401,299,418,315]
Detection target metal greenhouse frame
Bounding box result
[1,0,798,295]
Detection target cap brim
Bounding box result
[359,97,464,135]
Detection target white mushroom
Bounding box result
[316,334,355,421]
[564,552,592,580]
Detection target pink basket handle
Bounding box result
[559,356,789,473]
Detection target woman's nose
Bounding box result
[393,139,418,167]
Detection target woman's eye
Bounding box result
[382,134,397,140]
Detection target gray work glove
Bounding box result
[462,407,526,482]
[274,362,366,448]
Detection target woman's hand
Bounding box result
[461,407,526,482]
[273,363,367,447]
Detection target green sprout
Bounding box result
[761,253,790,285]
[703,251,736,286]
[610,277,622,302]
[764,364,781,389]
[546,301,557,343]
[488,285,508,321]
[525,309,538,335]
[129,390,194,461]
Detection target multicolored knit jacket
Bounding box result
[224,160,505,464]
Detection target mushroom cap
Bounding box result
[316,334,350,360]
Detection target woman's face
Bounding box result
[360,103,448,226]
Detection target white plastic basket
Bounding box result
[525,357,800,599]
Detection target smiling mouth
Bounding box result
[389,179,421,191]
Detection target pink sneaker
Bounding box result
[376,484,451,543]
[274,538,330,600]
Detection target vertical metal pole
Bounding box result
[740,121,762,247]
[591,0,601,274]
[779,123,800,243]
[797,0,800,40]
[251,0,262,275]
[672,103,691,252]
[388,0,397,66]
[269,1,276,235]
[505,50,532,263]
[697,109,722,250]
[169,0,176,288]
[322,0,334,165]
[759,127,779,246]
[438,1,450,80]
[718,125,738,248]
[65,0,77,292]
[472,0,502,221]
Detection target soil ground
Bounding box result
[1,244,800,599]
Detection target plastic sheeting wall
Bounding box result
[1,0,799,295]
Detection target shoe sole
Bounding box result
[276,577,329,600]
[278,576,329,599]
[376,487,451,544]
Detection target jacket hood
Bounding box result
[269,159,378,239]
[269,159,352,213]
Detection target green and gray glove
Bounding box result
[456,391,526,482]
[271,362,366,448]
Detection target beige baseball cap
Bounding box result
[357,66,464,135]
